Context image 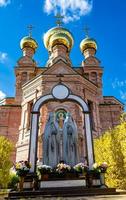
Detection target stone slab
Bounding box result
[23,181,33,189]
[40,179,86,188]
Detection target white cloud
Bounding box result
[0,52,8,63]
[0,90,6,100]
[120,91,126,100]
[44,0,93,23]
[112,78,126,102]
[0,0,10,7]
[112,78,126,89]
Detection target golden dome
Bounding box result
[80,37,97,53]
[43,27,74,52]
[20,36,38,51]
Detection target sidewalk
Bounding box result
[14,195,126,200]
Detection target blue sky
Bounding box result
[0,0,126,108]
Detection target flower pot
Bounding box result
[41,174,49,181]
[86,174,93,188]
[100,173,105,185]
[65,173,74,179]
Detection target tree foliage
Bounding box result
[0,136,13,188]
[94,114,126,189]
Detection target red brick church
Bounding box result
[0,24,123,162]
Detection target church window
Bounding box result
[91,72,97,84]
[22,72,27,84]
[27,101,33,130]
[88,100,95,130]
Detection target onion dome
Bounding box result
[20,36,38,51]
[80,37,97,53]
[43,27,74,52]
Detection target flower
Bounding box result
[92,163,98,169]
[74,163,88,173]
[91,162,108,173]
[56,163,71,174]
[15,160,31,177]
[37,164,52,174]
[99,162,108,173]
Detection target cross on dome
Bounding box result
[84,26,90,38]
[55,13,64,27]
[27,25,34,37]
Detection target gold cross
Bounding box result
[55,13,64,27]
[84,26,90,38]
[27,25,34,37]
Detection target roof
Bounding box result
[103,96,124,105]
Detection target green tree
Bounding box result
[94,114,126,189]
[0,136,13,188]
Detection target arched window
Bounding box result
[22,72,27,84]
[27,101,33,130]
[88,100,95,130]
[91,72,97,84]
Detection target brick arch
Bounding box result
[29,93,94,173]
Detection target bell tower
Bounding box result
[15,26,38,104]
[80,28,103,102]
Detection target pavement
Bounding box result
[1,195,126,200]
[15,195,126,200]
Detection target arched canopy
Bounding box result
[29,84,94,173]
[32,95,89,113]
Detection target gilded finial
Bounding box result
[55,13,64,27]
[27,25,34,37]
[20,25,38,50]
[84,26,90,38]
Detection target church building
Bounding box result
[0,22,123,163]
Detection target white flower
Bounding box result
[92,163,98,169]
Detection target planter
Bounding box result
[41,174,49,181]
[65,172,78,179]
[100,172,107,188]
[92,172,100,179]
[86,172,100,188]
[86,173,93,188]
[78,172,86,179]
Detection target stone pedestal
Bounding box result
[40,179,86,189]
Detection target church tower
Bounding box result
[43,25,74,67]
[80,32,103,102]
[15,29,38,104]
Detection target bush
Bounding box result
[0,136,13,188]
[8,173,19,190]
[94,115,126,189]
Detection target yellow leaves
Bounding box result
[94,117,126,189]
[0,136,13,188]
[0,136,13,161]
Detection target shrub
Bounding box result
[0,136,13,188]
[94,116,126,189]
[8,173,19,190]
